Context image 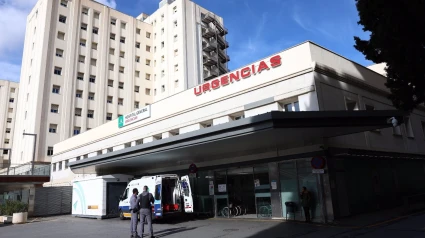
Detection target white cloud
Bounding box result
[0,61,21,82]
[95,0,117,9]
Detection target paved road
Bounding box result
[1,213,424,238]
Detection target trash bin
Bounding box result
[285,201,296,220]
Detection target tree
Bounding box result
[354,0,425,111]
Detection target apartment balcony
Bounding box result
[202,40,217,52]
[201,13,216,25]
[220,55,230,63]
[202,26,216,39]
[219,62,228,73]
[217,48,227,59]
[201,12,228,36]
[203,66,219,81]
[203,54,217,67]
[217,35,229,49]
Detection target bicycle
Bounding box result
[258,204,272,217]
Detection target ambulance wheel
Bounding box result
[119,210,125,220]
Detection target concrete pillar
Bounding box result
[131,141,136,147]
[28,186,36,217]
[180,124,202,134]
[245,102,282,118]
[162,132,171,139]
[268,162,282,218]
[143,137,154,143]
[213,116,231,125]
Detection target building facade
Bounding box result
[0,80,19,168]
[11,0,229,167]
[50,42,425,221]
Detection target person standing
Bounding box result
[130,188,140,238]
[138,186,155,238]
[300,186,312,222]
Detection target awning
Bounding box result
[70,110,406,175]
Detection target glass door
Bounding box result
[214,170,228,217]
[254,165,272,218]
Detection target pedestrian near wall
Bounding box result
[138,185,155,238]
[130,188,140,238]
[300,186,312,222]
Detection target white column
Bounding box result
[244,102,282,118]
[180,124,202,134]
[213,116,231,125]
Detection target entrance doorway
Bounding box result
[214,165,271,218]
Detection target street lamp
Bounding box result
[23,133,37,175]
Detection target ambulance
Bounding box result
[118,174,193,220]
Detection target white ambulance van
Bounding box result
[118,174,193,220]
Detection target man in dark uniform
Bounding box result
[138,185,155,238]
[300,186,312,222]
[130,188,140,238]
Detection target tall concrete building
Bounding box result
[0,80,19,168]
[10,0,229,167]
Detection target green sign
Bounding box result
[118,116,124,128]
[118,105,151,128]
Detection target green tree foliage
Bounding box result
[354,0,425,111]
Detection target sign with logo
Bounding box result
[311,156,326,169]
[118,105,151,128]
[194,55,282,96]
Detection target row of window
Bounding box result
[52,159,68,171]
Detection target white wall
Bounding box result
[0,80,19,167]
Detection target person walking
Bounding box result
[300,186,312,222]
[130,188,140,238]
[138,185,155,238]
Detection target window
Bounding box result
[3,150,8,155]
[81,23,87,31]
[119,82,124,89]
[404,117,415,138]
[134,86,140,93]
[120,51,125,58]
[88,92,95,100]
[118,98,123,105]
[284,101,300,112]
[92,27,99,34]
[73,127,81,135]
[49,124,57,133]
[161,85,165,93]
[161,28,164,34]
[119,66,124,73]
[90,58,97,66]
[135,71,140,77]
[121,22,126,29]
[92,42,98,50]
[136,28,141,34]
[57,31,65,40]
[345,98,358,111]
[136,139,143,145]
[174,79,179,88]
[107,96,113,103]
[108,79,113,87]
[8,108,13,113]
[111,18,116,25]
[82,7,89,15]
[89,75,96,83]
[174,64,178,72]
[161,70,165,77]
[146,73,151,80]
[4,139,9,144]
[54,48,64,58]
[65,160,69,169]
[161,41,164,48]
[135,42,140,48]
[173,6,177,13]
[5,128,11,133]
[52,85,60,94]
[10,87,15,93]
[146,32,151,38]
[174,21,177,27]
[146,59,151,66]
[106,113,112,121]
[109,63,114,71]
[120,37,125,43]
[77,72,84,80]
[146,45,151,52]
[94,11,100,19]
[80,39,86,47]
[9,98,14,103]
[59,15,67,23]
[75,108,82,116]
[60,0,67,7]
[7,118,12,123]
[110,33,115,40]
[135,101,139,109]
[78,55,85,63]
[154,89,157,96]
[109,48,115,55]
[47,147,54,156]
[51,104,59,113]
[135,56,140,63]
[87,110,94,118]
[174,35,178,42]
[174,49,178,56]
[76,90,83,98]
[145,88,151,95]
[161,14,164,21]
[54,67,62,75]
[161,55,165,62]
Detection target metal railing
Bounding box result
[0,163,51,176]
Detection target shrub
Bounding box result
[0,200,28,216]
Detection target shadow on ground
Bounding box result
[153,227,198,237]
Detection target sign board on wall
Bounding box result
[118,105,151,128]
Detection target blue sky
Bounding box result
[0,0,371,82]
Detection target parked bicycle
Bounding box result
[258,204,272,217]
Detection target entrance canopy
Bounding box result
[69,110,405,175]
